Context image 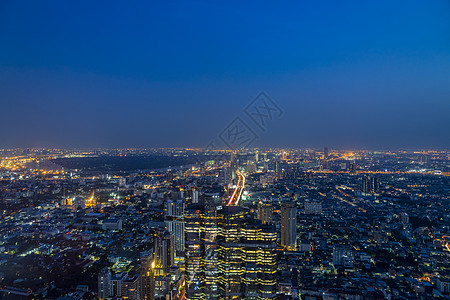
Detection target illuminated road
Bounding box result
[335,187,367,213]
[227,170,245,206]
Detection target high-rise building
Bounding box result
[121,275,140,300]
[98,267,111,300]
[281,202,297,250]
[217,206,277,299]
[257,200,273,224]
[165,220,185,254]
[204,193,221,297]
[362,176,380,195]
[165,199,185,255]
[371,176,380,195]
[185,203,206,299]
[140,252,155,300]
[220,167,232,186]
[184,193,221,300]
[166,199,184,217]
[110,272,128,298]
[154,230,174,277]
[217,206,247,298]
[192,188,199,204]
[241,221,277,299]
[324,147,329,159]
[348,162,356,174]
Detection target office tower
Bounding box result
[324,147,329,159]
[231,151,237,163]
[154,230,175,276]
[348,162,356,174]
[362,176,380,195]
[98,267,111,300]
[281,202,297,250]
[217,207,277,299]
[192,188,199,203]
[257,199,273,224]
[217,206,247,298]
[362,176,369,195]
[371,176,380,194]
[203,193,220,298]
[255,151,259,162]
[140,252,155,300]
[165,199,185,255]
[165,220,185,255]
[220,167,232,186]
[185,203,206,299]
[241,221,277,299]
[275,161,281,179]
[184,194,220,300]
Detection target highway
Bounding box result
[227,170,245,206]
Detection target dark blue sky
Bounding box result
[1,1,449,149]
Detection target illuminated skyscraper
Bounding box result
[217,206,247,298]
[281,202,297,250]
[185,203,206,299]
[140,252,155,300]
[217,206,277,299]
[204,193,221,298]
[165,199,185,255]
[241,221,277,299]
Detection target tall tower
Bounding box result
[241,221,277,299]
[140,252,155,300]
[217,206,277,299]
[185,203,206,299]
[204,193,220,298]
[362,175,369,195]
[165,199,185,256]
[154,229,174,276]
[281,202,297,250]
[362,176,380,195]
[217,206,247,298]
[257,199,273,224]
[98,267,111,300]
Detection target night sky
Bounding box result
[1,1,449,149]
